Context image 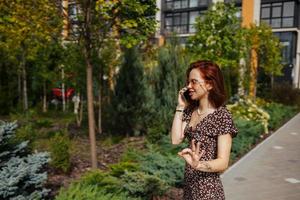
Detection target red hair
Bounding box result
[186,60,226,108]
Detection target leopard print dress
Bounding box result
[182,105,238,200]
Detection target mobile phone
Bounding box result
[183,88,191,101]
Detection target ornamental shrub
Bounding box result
[261,101,297,130]
[227,97,270,133]
[230,118,264,161]
[49,132,71,173]
[121,171,168,199]
[55,183,140,200]
[0,121,50,200]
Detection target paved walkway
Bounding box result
[221,113,300,200]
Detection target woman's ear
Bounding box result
[205,82,213,91]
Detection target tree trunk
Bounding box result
[84,0,97,169]
[21,51,28,111]
[18,68,22,108]
[238,58,246,97]
[271,74,274,90]
[61,66,66,112]
[43,80,47,112]
[249,48,258,100]
[76,93,83,127]
[86,57,98,169]
[97,71,102,134]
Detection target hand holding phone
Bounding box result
[178,87,189,107]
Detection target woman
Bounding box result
[171,60,238,200]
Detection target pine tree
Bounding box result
[152,40,189,133]
[0,121,50,200]
[113,47,150,136]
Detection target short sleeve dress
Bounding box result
[181,105,238,200]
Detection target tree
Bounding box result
[245,23,283,99]
[187,3,244,69]
[187,2,245,97]
[152,38,190,133]
[74,0,157,168]
[0,0,62,111]
[113,47,149,136]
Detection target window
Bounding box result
[189,0,198,7]
[165,0,209,9]
[164,11,203,34]
[260,1,295,28]
[189,11,199,33]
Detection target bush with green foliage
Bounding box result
[14,123,37,148]
[109,161,139,177]
[55,183,140,200]
[121,171,168,198]
[259,101,298,130]
[228,98,270,133]
[0,121,50,200]
[230,118,264,161]
[49,132,71,173]
[270,82,300,108]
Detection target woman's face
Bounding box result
[186,68,212,100]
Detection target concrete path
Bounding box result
[221,113,300,200]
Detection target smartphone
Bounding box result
[183,87,191,102]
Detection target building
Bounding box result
[156,0,300,88]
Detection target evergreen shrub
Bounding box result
[0,121,50,200]
[80,170,122,193]
[261,102,297,130]
[14,123,37,148]
[231,118,263,161]
[121,171,168,199]
[109,161,139,177]
[55,183,140,200]
[49,132,71,173]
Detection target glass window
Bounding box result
[189,25,196,33]
[199,0,208,6]
[182,0,188,8]
[189,11,199,33]
[261,7,270,18]
[235,8,242,19]
[165,17,172,26]
[260,2,296,28]
[282,18,294,27]
[189,0,198,7]
[271,18,281,28]
[174,15,181,25]
[272,6,281,17]
[166,2,173,9]
[181,25,188,33]
[190,11,199,25]
[283,2,295,17]
[174,1,181,9]
[181,12,188,24]
[261,19,270,25]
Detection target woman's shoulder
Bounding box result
[213,105,234,120]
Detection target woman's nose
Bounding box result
[187,82,193,89]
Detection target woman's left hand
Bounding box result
[178,139,205,169]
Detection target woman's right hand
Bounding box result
[178,87,188,108]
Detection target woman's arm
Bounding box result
[171,106,187,144]
[171,87,189,145]
[195,134,232,172]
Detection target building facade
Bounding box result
[157,0,300,88]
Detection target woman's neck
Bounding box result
[198,97,215,112]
